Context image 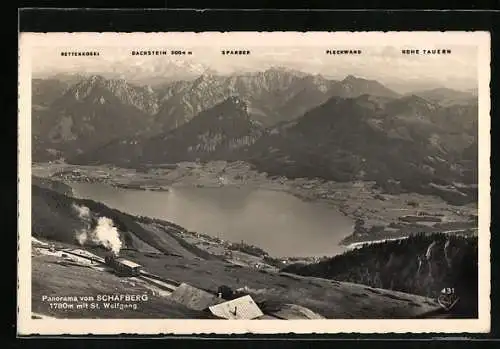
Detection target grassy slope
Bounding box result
[32,253,216,319]
[34,243,441,319]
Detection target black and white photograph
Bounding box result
[17,32,490,334]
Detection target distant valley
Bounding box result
[32,68,478,207]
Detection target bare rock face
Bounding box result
[66,75,160,114]
[74,97,265,165]
[32,75,161,160]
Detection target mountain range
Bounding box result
[73,96,265,166]
[32,75,159,160]
[32,69,478,203]
[244,93,477,201]
[32,68,407,160]
[409,87,478,107]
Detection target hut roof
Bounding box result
[208,295,264,320]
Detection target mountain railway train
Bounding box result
[105,254,143,276]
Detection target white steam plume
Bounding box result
[76,230,88,245]
[72,204,122,255]
[93,217,122,256]
[73,204,91,219]
[72,204,92,246]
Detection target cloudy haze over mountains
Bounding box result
[32,45,477,92]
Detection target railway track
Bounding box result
[61,249,105,264]
[137,275,178,293]
[139,270,181,287]
[34,244,182,293]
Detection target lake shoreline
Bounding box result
[68,179,353,258]
[33,161,478,248]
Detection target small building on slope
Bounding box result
[208,295,264,320]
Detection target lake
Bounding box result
[70,182,353,257]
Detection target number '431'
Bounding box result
[441,288,455,295]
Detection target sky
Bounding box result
[29,36,479,92]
